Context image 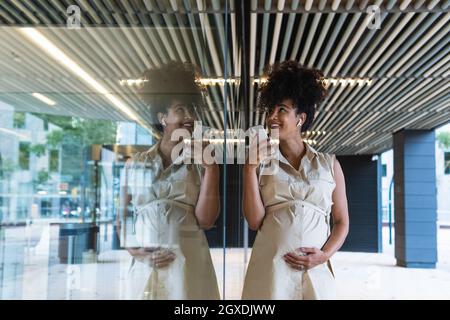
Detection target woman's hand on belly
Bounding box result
[283,247,329,271]
[128,247,176,269]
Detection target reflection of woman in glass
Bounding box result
[118,62,220,300]
[242,61,349,300]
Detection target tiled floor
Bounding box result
[1,225,450,299]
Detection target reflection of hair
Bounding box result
[258,61,328,132]
[138,61,206,132]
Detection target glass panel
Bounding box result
[0,0,230,300]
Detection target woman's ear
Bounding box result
[296,112,307,127]
[300,113,307,124]
[157,112,167,127]
[301,112,307,123]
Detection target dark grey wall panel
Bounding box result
[337,155,382,253]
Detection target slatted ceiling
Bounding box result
[0,1,448,155]
[197,9,229,128]
[10,25,232,128]
[0,30,131,121]
[419,110,450,129]
[0,2,234,76]
[0,0,409,24]
[259,0,448,12]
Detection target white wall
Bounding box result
[436,123,450,225]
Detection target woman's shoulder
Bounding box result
[306,143,334,162]
[127,144,159,164]
[124,152,144,170]
[316,151,335,162]
[309,145,336,173]
[312,150,337,180]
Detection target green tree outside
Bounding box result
[437,131,450,150]
[34,114,117,187]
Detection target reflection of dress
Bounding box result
[242,143,337,300]
[121,141,220,300]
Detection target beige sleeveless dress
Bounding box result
[242,142,337,300]
[120,141,220,300]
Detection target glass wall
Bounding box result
[2,0,449,302]
[0,1,236,300]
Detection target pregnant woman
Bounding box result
[242,61,349,300]
[118,61,220,300]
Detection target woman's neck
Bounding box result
[279,135,306,170]
[158,134,180,167]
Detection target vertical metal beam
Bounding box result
[237,0,251,130]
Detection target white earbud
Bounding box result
[161,118,166,127]
[297,120,302,127]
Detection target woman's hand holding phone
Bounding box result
[246,125,276,169]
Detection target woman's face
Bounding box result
[266,99,305,140]
[159,100,197,135]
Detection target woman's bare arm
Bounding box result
[243,164,266,231]
[195,164,220,230]
[243,137,272,231]
[321,158,350,258]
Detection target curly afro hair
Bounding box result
[257,60,328,132]
[137,61,206,132]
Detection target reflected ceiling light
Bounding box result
[118,76,371,89]
[303,130,326,136]
[328,78,338,86]
[32,93,56,106]
[119,78,238,87]
[253,78,268,84]
[325,78,372,86]
[19,28,146,126]
[207,138,245,144]
[0,128,28,139]
[184,138,246,144]
[119,79,148,87]
[199,78,237,86]
[254,77,372,87]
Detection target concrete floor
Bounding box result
[1,225,450,300]
[216,225,450,300]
